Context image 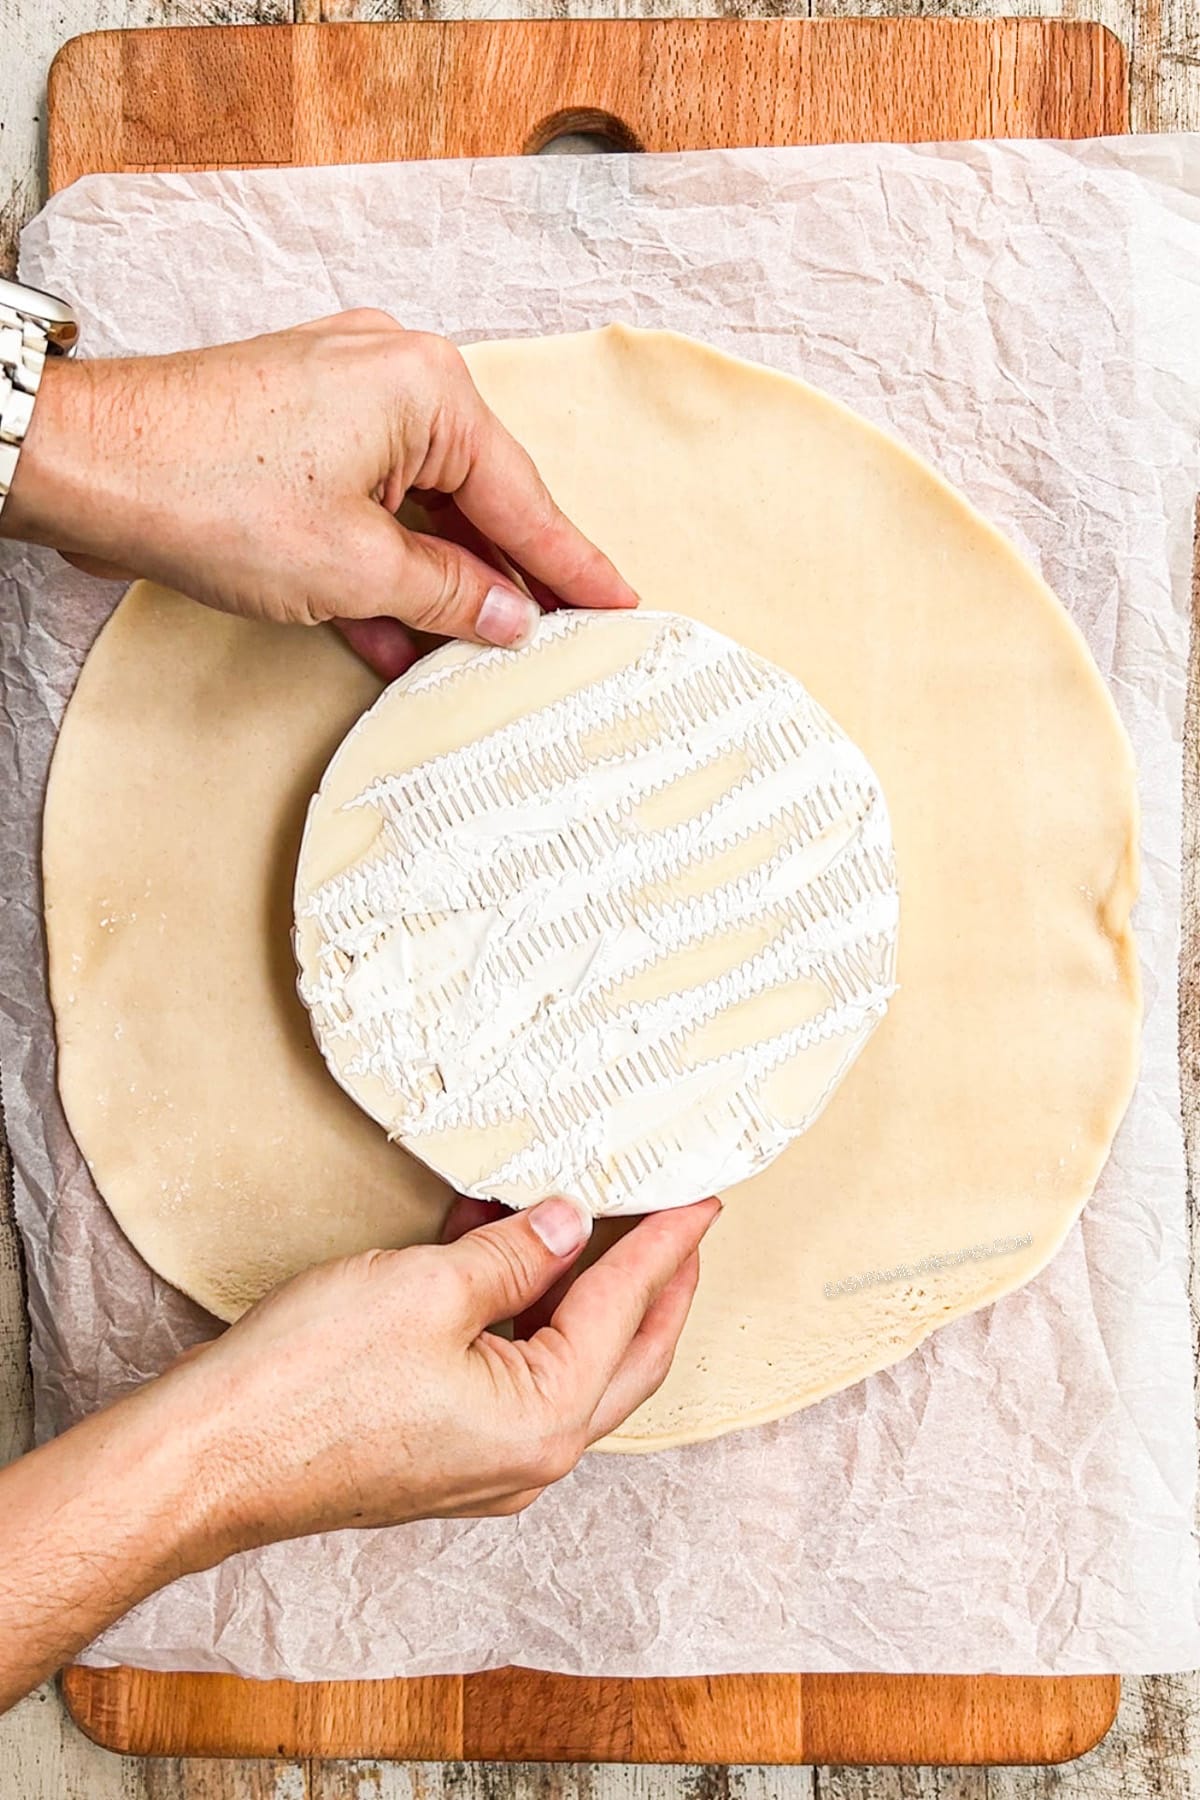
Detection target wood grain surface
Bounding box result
[46,16,1127,188]
[60,1667,1123,1766]
[1,1,1199,1797]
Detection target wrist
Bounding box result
[112,1359,269,1577]
[39,1357,258,1597]
[0,357,142,565]
[136,1347,306,1567]
[62,1379,226,1587]
[0,357,78,544]
[0,1364,241,1706]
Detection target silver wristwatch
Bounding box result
[0,277,79,519]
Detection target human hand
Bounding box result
[164,1193,719,1551]
[0,1195,716,1715]
[0,311,637,679]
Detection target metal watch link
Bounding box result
[0,276,79,519]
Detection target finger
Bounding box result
[532,1198,720,1407]
[293,308,403,338]
[511,1217,632,1340]
[438,1486,546,1519]
[333,616,421,683]
[585,1251,701,1443]
[438,1195,593,1333]
[59,550,138,582]
[416,490,507,572]
[439,1195,505,1246]
[348,505,542,648]
[503,559,563,618]
[455,411,640,614]
[420,496,562,620]
[513,1265,575,1343]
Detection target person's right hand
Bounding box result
[163,1194,720,1553]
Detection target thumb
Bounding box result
[351,506,542,648]
[440,1196,593,1331]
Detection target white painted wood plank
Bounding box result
[1,1680,150,1799]
[0,0,290,279]
[144,1759,316,1797]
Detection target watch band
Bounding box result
[0,305,51,519]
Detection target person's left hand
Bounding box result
[155,1194,718,1547]
[0,311,638,679]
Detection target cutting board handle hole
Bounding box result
[525,108,644,156]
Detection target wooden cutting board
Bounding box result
[49,18,1127,183]
[51,17,1126,1767]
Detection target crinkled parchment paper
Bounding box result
[2,136,1199,1677]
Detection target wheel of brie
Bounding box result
[293,609,899,1216]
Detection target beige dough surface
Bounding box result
[44,596,452,1318]
[43,326,1140,1449]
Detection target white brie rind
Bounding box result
[294,609,899,1216]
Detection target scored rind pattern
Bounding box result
[296,610,899,1215]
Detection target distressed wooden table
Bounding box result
[2,0,1199,1794]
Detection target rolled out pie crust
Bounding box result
[42,326,1140,1450]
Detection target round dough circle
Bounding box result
[44,326,1139,1450]
[293,608,899,1216]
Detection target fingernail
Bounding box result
[528,1195,592,1257]
[477,585,541,648]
